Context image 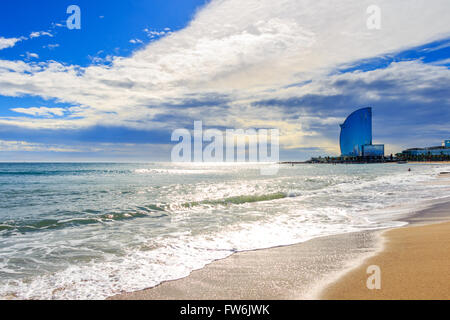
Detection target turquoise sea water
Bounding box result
[0,162,449,299]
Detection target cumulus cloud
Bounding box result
[143,28,171,39]
[0,36,24,50]
[129,39,143,44]
[0,0,449,155]
[0,30,53,51]
[29,31,53,39]
[24,52,39,59]
[11,107,65,117]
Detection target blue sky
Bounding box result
[0,0,449,161]
[0,0,207,65]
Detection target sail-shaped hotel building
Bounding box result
[340,107,384,157]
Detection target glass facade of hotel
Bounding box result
[340,107,373,156]
[362,144,385,157]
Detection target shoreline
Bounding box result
[321,221,450,299]
[318,186,450,300]
[109,200,450,300]
[109,229,382,300]
[110,176,450,300]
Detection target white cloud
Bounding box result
[0,0,448,141]
[88,54,114,65]
[0,29,53,51]
[143,28,169,38]
[0,140,175,161]
[11,107,65,117]
[0,140,78,152]
[29,31,53,39]
[52,22,65,28]
[129,39,143,44]
[431,58,450,66]
[25,52,39,59]
[43,44,60,50]
[0,37,24,50]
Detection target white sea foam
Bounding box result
[135,168,223,174]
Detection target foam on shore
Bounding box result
[110,196,450,300]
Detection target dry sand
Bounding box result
[322,221,450,300]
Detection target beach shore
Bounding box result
[109,230,380,299]
[110,200,450,300]
[321,221,450,300]
[110,177,450,300]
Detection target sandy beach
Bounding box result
[321,221,450,300]
[110,200,450,300]
[109,230,380,299]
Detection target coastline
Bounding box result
[109,176,450,300]
[319,174,450,299]
[109,229,381,300]
[109,199,450,300]
[321,221,450,299]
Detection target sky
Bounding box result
[0,0,449,161]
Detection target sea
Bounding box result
[0,162,449,299]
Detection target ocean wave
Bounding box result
[0,210,168,235]
[0,169,132,176]
[181,192,289,207]
[134,168,222,174]
[0,192,294,235]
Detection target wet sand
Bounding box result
[109,231,379,300]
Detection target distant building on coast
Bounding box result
[399,140,450,159]
[306,107,387,164]
[304,108,448,164]
[339,107,384,158]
